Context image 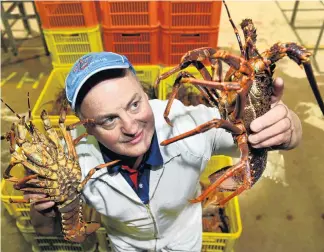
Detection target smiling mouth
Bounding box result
[125,131,143,144]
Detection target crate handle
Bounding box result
[61,33,82,38]
[181,34,200,37]
[136,70,144,75]
[122,33,140,37]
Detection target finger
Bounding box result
[251,129,292,149]
[250,103,288,132]
[271,77,284,104]
[248,117,292,145]
[33,201,55,211]
[24,193,47,200]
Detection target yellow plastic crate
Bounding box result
[200,155,233,185]
[201,156,241,252]
[96,227,113,252]
[31,68,79,132]
[202,196,242,252]
[134,65,160,99]
[1,166,31,219]
[158,66,213,100]
[16,219,97,252]
[43,25,103,68]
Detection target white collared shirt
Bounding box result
[74,99,237,251]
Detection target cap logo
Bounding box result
[73,55,93,73]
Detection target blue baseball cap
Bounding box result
[65,52,136,110]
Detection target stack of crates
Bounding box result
[99,1,159,65]
[159,1,222,66]
[157,1,223,104]
[35,1,103,68]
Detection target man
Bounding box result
[27,52,302,251]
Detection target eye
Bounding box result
[99,116,116,127]
[130,100,140,111]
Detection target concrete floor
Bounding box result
[1,1,324,252]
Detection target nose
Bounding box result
[121,113,138,135]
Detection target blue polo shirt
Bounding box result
[99,131,163,204]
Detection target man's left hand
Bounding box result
[248,77,302,150]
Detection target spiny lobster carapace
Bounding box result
[1,95,120,243]
[154,0,323,206]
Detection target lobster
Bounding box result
[1,95,120,243]
[154,0,324,207]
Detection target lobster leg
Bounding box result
[41,110,65,156]
[9,195,65,204]
[58,106,78,160]
[192,61,219,107]
[161,118,243,146]
[163,73,185,126]
[77,160,120,192]
[1,123,16,153]
[12,174,38,189]
[73,132,88,145]
[66,119,95,131]
[163,70,230,126]
[17,177,59,189]
[154,60,192,90]
[263,42,324,115]
[162,74,241,127]
[191,133,252,207]
[20,187,60,195]
[21,160,58,179]
[3,153,25,179]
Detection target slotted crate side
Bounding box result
[31,68,78,132]
[161,27,219,66]
[96,227,113,252]
[158,66,213,101]
[16,220,97,252]
[100,1,159,28]
[102,26,159,65]
[160,1,222,29]
[202,196,242,252]
[1,164,31,219]
[200,156,233,186]
[134,65,160,99]
[35,1,98,29]
[43,26,103,68]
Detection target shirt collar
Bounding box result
[99,130,164,174]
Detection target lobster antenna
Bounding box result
[222,0,245,58]
[1,98,31,131]
[28,92,31,119]
[27,92,35,134]
[1,98,21,119]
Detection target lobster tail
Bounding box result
[59,196,100,243]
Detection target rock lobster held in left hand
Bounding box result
[1,95,120,243]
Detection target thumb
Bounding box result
[271,77,284,104]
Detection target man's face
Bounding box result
[80,71,155,157]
